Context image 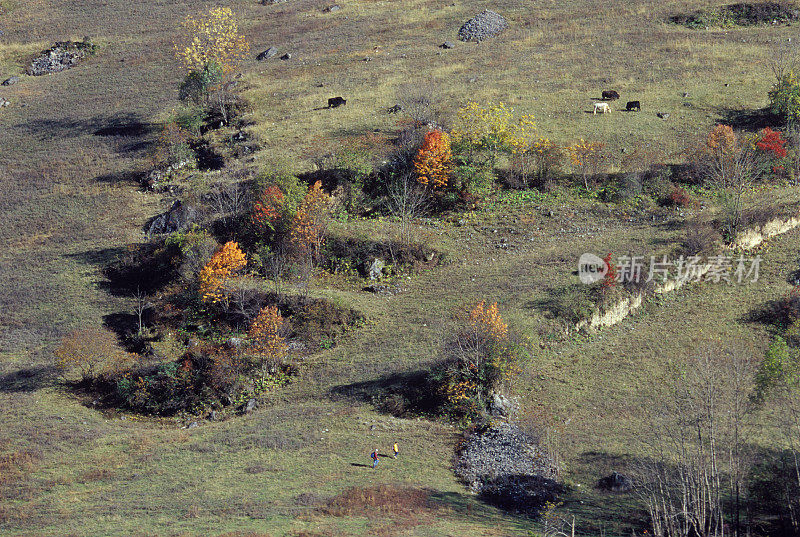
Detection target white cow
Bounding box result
[593,102,611,114]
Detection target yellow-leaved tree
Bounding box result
[248,305,287,380]
[174,7,249,122]
[175,7,249,75]
[450,102,536,166]
[198,241,247,305]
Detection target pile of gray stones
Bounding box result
[454,422,561,511]
[458,10,509,42]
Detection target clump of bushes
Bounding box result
[429,301,524,422]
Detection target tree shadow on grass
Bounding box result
[329,368,441,418]
[0,364,59,393]
[716,106,782,132]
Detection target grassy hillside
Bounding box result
[2,0,800,535]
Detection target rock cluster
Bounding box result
[458,10,508,42]
[144,199,199,236]
[454,423,561,512]
[27,40,96,76]
[596,471,633,492]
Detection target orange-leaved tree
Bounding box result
[434,300,522,421]
[198,241,247,305]
[251,184,285,236]
[290,181,330,262]
[414,129,452,190]
[248,305,287,380]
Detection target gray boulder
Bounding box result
[245,399,257,413]
[257,47,278,61]
[0,98,9,108]
[145,200,199,236]
[458,10,508,42]
[280,53,292,60]
[488,392,520,418]
[368,258,385,280]
[597,471,633,492]
[2,76,19,86]
[441,41,455,49]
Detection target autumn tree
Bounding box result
[450,101,536,167]
[567,139,606,191]
[174,7,249,123]
[55,328,136,383]
[696,125,768,240]
[432,300,522,421]
[414,129,452,190]
[248,305,287,381]
[290,181,330,262]
[251,184,285,237]
[198,241,247,306]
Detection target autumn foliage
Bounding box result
[55,328,136,382]
[175,7,250,75]
[433,301,522,421]
[756,127,788,159]
[251,185,285,235]
[198,241,247,304]
[249,305,286,358]
[290,181,330,261]
[414,129,452,190]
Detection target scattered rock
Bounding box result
[440,41,455,49]
[364,283,403,295]
[488,392,519,418]
[27,40,96,76]
[257,47,278,61]
[657,112,670,119]
[144,199,199,236]
[597,471,633,492]
[2,76,19,86]
[187,421,199,429]
[325,4,341,12]
[0,98,9,108]
[280,53,292,60]
[363,56,372,61]
[682,92,690,98]
[387,104,402,114]
[209,411,218,421]
[244,399,257,413]
[458,10,509,42]
[261,0,288,4]
[368,258,385,280]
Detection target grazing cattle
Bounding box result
[328,96,346,108]
[626,100,641,111]
[602,90,620,101]
[593,102,611,114]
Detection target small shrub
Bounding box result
[664,185,693,207]
[55,328,137,382]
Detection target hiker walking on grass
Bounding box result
[392,442,399,459]
[371,447,379,469]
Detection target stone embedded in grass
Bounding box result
[458,10,509,42]
[27,40,97,76]
[257,47,279,61]
[440,41,455,49]
[2,76,19,86]
[280,53,292,60]
[0,97,9,108]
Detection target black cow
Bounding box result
[328,96,346,108]
[601,90,620,101]
[626,100,641,111]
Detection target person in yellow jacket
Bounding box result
[392,442,399,459]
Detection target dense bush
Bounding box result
[430,301,523,421]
